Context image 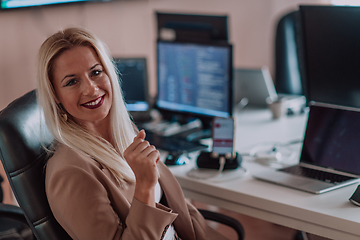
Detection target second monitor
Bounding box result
[114,57,151,122]
[300,5,360,108]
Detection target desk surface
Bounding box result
[166,108,360,240]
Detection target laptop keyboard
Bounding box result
[145,131,208,153]
[279,165,356,184]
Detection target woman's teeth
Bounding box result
[85,97,101,106]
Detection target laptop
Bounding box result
[252,102,360,194]
[233,66,277,108]
[113,57,151,123]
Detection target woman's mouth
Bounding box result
[82,95,105,109]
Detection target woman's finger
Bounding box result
[125,130,146,153]
[140,145,158,158]
[137,129,146,140]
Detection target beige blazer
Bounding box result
[45,143,230,240]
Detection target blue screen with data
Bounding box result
[157,41,232,118]
[1,0,88,9]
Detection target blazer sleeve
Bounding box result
[157,161,230,240]
[46,164,178,240]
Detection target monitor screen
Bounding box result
[300,5,360,108]
[156,41,233,126]
[114,57,149,112]
[156,12,229,43]
[0,0,103,9]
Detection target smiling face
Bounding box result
[51,46,113,134]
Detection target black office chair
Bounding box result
[1,175,26,239]
[274,10,305,96]
[0,90,244,240]
[275,12,312,240]
[0,174,35,240]
[0,90,71,240]
[0,203,35,240]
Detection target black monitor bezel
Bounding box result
[155,40,233,127]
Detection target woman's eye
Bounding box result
[65,78,77,87]
[92,69,102,76]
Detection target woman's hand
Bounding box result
[124,130,160,207]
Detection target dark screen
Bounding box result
[300,5,360,108]
[301,103,360,175]
[156,41,232,124]
[114,58,149,112]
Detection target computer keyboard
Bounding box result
[145,131,208,153]
[279,165,355,184]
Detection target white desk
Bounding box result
[167,108,360,240]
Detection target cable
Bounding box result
[244,139,303,166]
[218,156,226,174]
[187,156,226,180]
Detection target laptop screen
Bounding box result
[300,103,360,175]
[233,67,277,107]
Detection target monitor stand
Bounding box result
[156,120,212,142]
[168,116,213,141]
[147,111,213,141]
[184,129,212,142]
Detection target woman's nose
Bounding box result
[82,76,99,95]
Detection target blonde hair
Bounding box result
[37,27,136,185]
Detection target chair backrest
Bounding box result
[274,10,304,96]
[0,90,72,240]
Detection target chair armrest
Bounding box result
[0,203,27,224]
[198,208,245,240]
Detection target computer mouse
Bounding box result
[349,185,360,206]
[165,152,186,166]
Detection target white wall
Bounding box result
[0,0,329,110]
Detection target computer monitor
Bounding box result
[156,41,233,129]
[0,0,105,10]
[113,57,151,121]
[156,12,229,43]
[300,5,360,108]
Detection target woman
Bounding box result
[37,27,230,240]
